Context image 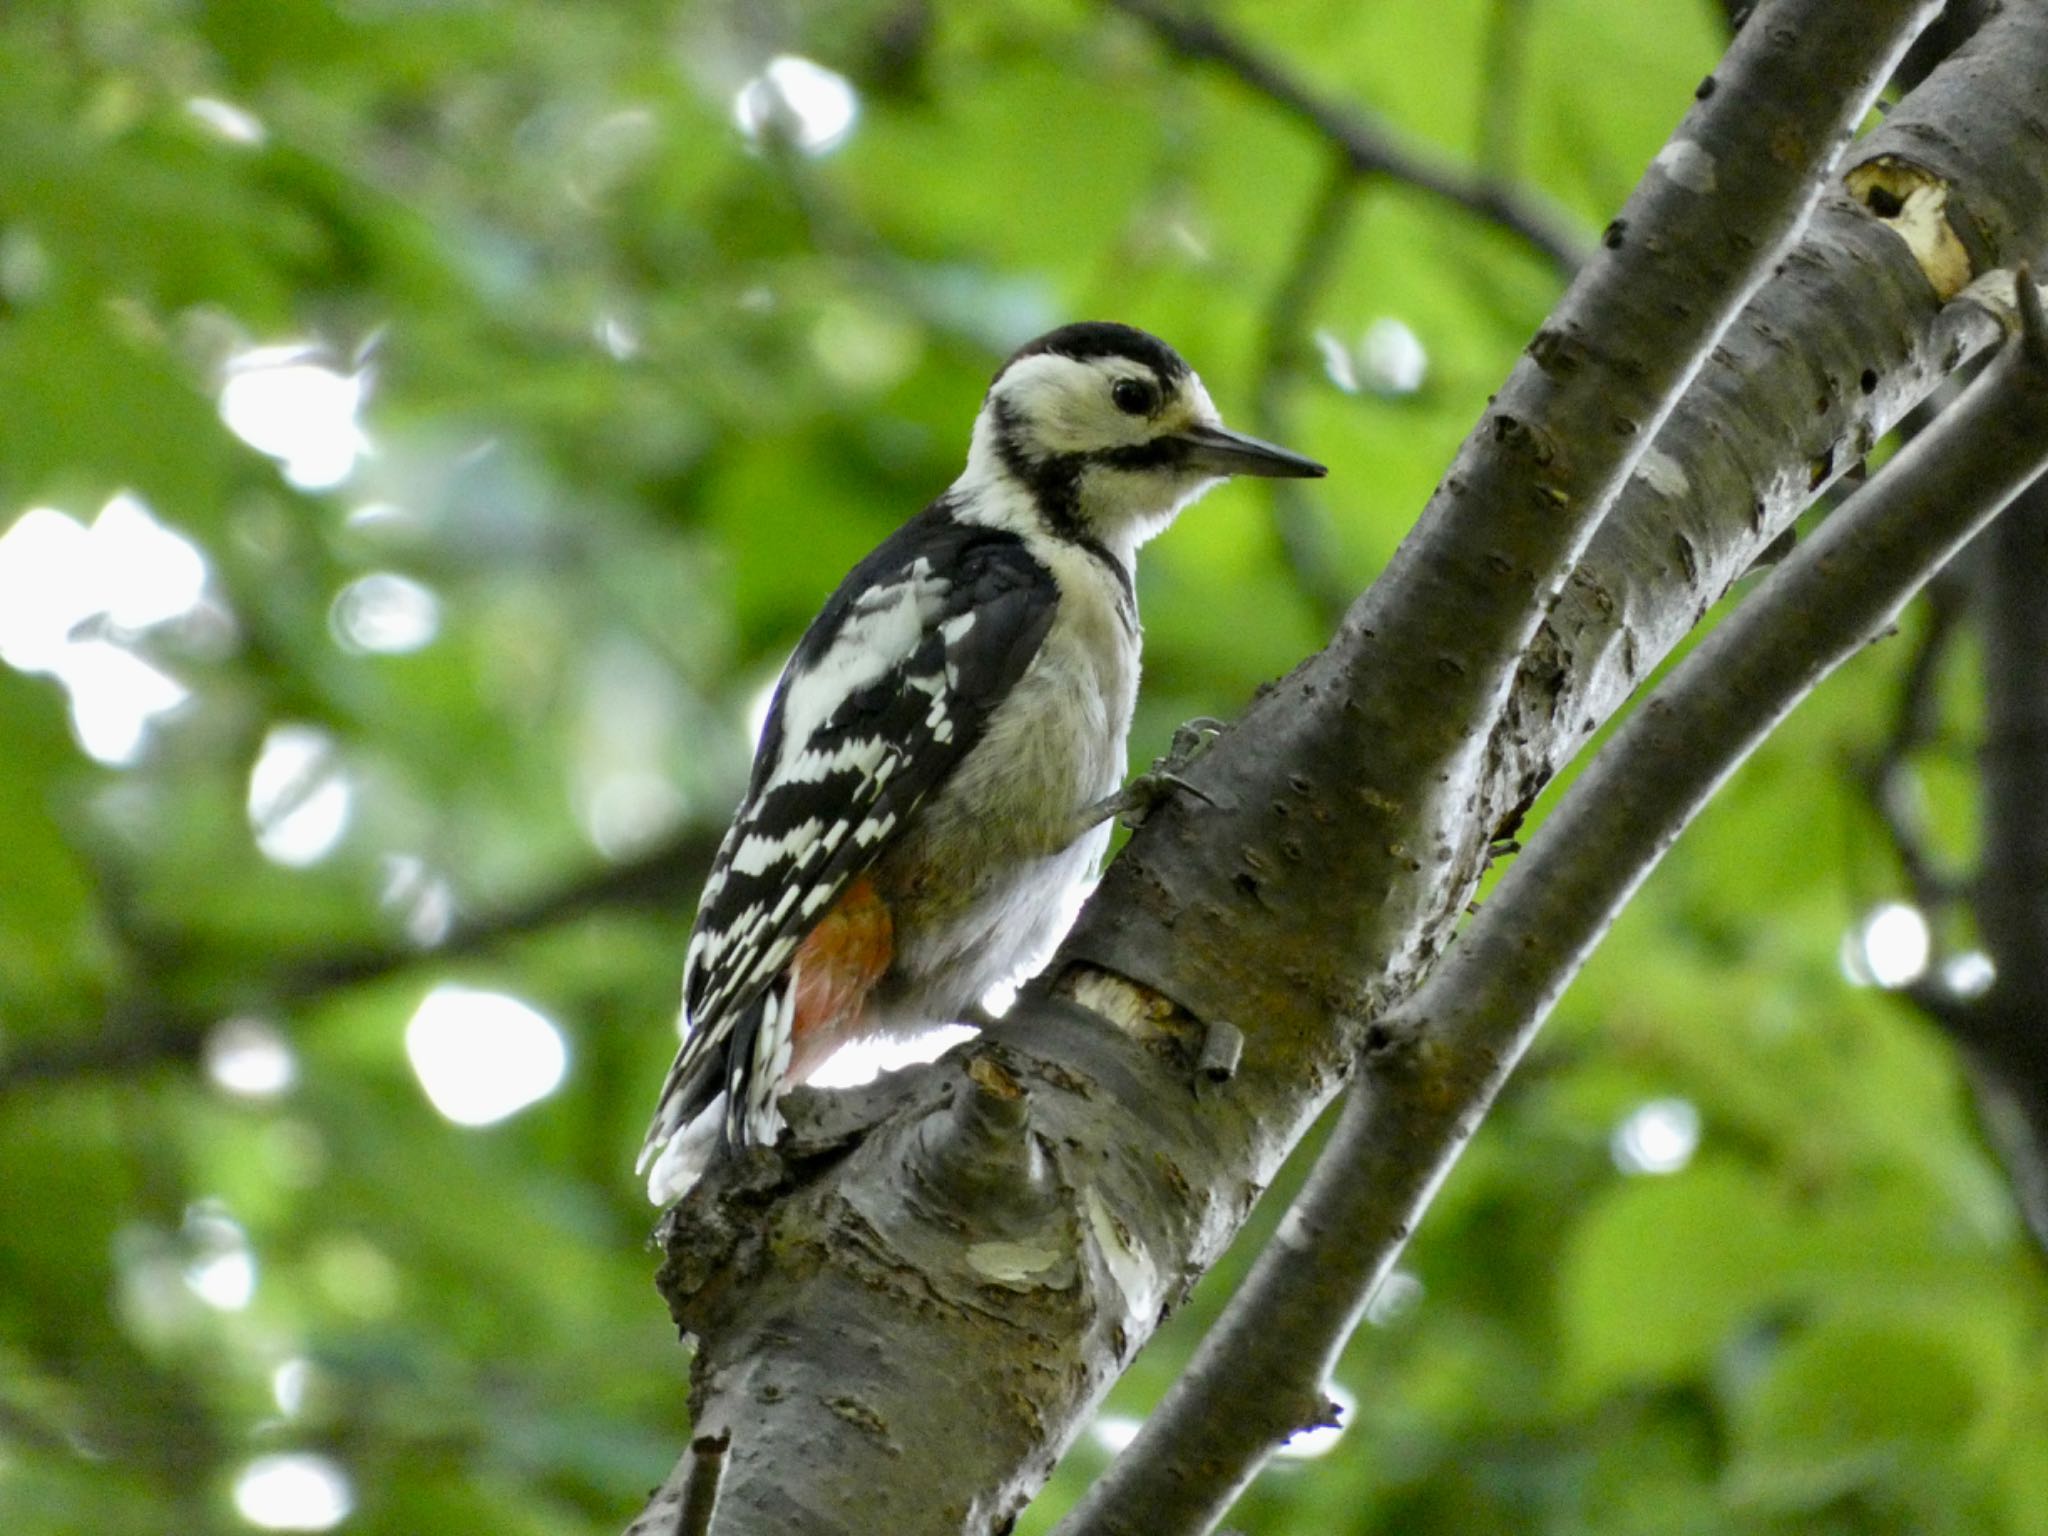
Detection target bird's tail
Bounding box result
[637,975,797,1205]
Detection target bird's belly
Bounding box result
[870,620,1132,1023]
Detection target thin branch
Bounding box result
[622,1435,717,1536]
[1856,570,1971,915]
[680,1433,731,1536]
[1252,157,1366,629]
[0,826,720,1094]
[1104,0,1588,274]
[1950,465,2048,1247]
[1058,273,2048,1536]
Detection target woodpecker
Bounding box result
[639,321,1324,1203]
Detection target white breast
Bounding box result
[870,532,1140,1026]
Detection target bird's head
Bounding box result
[961,321,1325,552]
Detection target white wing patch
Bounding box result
[773,561,945,779]
[731,819,823,878]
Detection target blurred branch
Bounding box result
[0,827,719,1095]
[1855,566,1972,916]
[1060,272,2048,1536]
[1104,0,1589,273]
[1252,158,1365,629]
[1926,472,2048,1248]
[273,827,718,998]
[1477,0,1532,183]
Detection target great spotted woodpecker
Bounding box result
[639,322,1324,1202]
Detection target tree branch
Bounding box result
[1936,469,2048,1246]
[1104,0,1588,274]
[1059,272,2048,1536]
[0,826,719,1094]
[1857,566,1971,916]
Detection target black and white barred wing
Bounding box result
[642,513,1057,1164]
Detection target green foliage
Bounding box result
[0,1,2040,1533]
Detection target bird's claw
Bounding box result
[1117,718,1226,830]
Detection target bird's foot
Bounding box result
[1078,717,1227,835]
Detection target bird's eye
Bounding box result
[1111,377,1158,416]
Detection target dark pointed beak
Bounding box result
[1172,422,1327,479]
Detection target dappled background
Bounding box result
[2,1,2042,1532]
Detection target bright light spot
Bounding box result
[980,978,1020,1018]
[95,491,209,629]
[379,855,455,947]
[1611,1096,1701,1176]
[1275,1383,1353,1461]
[329,571,439,655]
[1365,1269,1424,1327]
[0,506,95,672]
[247,725,353,867]
[807,1023,979,1089]
[809,305,921,391]
[577,769,686,861]
[0,495,209,764]
[568,107,658,207]
[0,227,50,305]
[233,1452,353,1532]
[732,55,859,156]
[219,346,371,491]
[1942,949,1996,999]
[343,500,411,536]
[594,312,641,360]
[272,1358,314,1417]
[1315,319,1429,397]
[1314,330,1359,394]
[1165,219,1211,263]
[405,985,567,1126]
[205,1018,298,1099]
[1360,317,1428,394]
[1092,1414,1143,1454]
[56,639,189,765]
[114,1225,199,1345]
[1840,901,1931,989]
[185,95,267,146]
[182,1204,256,1312]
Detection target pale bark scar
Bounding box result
[1845,155,1975,301]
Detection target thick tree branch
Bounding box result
[1059,274,2048,1536]
[1104,0,1588,273]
